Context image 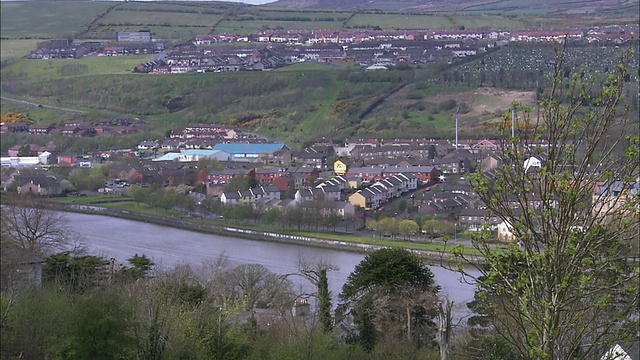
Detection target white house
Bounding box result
[497,220,515,242]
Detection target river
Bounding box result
[63,212,478,318]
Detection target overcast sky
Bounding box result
[0,0,277,3]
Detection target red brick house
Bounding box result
[57,151,77,165]
[207,168,255,185]
[347,165,439,185]
[119,168,144,183]
[254,167,285,184]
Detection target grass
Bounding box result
[99,8,219,26]
[85,25,210,41]
[2,1,636,42]
[349,14,454,29]
[215,20,343,35]
[0,99,82,125]
[1,39,41,61]
[53,195,184,217]
[0,1,112,39]
[1,56,152,82]
[292,230,485,256]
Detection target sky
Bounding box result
[0,0,276,3]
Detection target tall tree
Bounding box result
[339,248,440,351]
[459,46,639,359]
[297,256,339,333]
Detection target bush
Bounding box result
[439,99,457,111]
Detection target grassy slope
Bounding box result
[1,2,636,146]
[1,40,41,62]
[0,1,113,39]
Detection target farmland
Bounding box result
[0,1,113,39]
[1,56,152,82]
[0,39,41,62]
[2,1,638,41]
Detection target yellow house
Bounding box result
[334,160,347,176]
[348,189,378,210]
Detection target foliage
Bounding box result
[50,289,136,359]
[339,248,440,351]
[462,45,639,359]
[43,252,110,293]
[398,219,419,240]
[117,253,155,282]
[0,288,70,359]
[224,175,258,192]
[297,256,339,334]
[422,219,455,237]
[0,111,33,124]
[68,167,109,191]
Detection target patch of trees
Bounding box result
[338,248,440,352]
[129,184,198,211]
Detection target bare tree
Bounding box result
[456,45,639,359]
[1,198,81,256]
[222,264,294,312]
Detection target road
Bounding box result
[0,95,86,114]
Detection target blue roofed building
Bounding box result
[153,149,231,162]
[213,143,288,162]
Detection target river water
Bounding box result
[63,212,478,317]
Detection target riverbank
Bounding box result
[43,201,485,264]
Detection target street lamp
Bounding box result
[454,223,458,243]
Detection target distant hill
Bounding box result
[266,0,639,15]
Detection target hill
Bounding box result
[267,0,639,15]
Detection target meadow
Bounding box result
[1,55,152,82]
[0,1,113,39]
[0,39,41,62]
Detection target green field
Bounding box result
[85,25,211,41]
[0,39,41,61]
[216,20,343,35]
[349,14,454,29]
[2,1,637,41]
[0,99,83,125]
[100,8,220,26]
[0,1,113,39]
[1,56,152,82]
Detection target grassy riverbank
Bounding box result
[48,195,484,258]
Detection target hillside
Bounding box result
[0,1,637,152]
[267,0,639,14]
[2,41,636,152]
